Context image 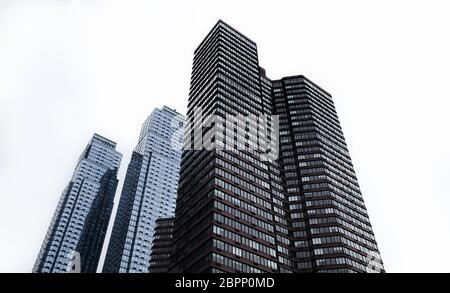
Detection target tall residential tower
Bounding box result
[103,106,184,273]
[165,20,384,273]
[33,134,122,273]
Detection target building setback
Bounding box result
[157,20,384,273]
[33,134,122,273]
[103,106,184,273]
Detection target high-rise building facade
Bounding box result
[165,20,384,273]
[169,20,280,273]
[33,134,122,273]
[272,76,384,272]
[103,106,184,273]
[149,218,175,273]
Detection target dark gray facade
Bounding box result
[272,76,383,272]
[33,134,122,273]
[148,218,175,273]
[166,20,384,273]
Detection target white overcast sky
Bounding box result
[1,0,449,273]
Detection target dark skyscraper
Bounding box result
[149,217,175,273]
[103,106,184,273]
[33,134,122,273]
[166,20,384,273]
[272,76,383,272]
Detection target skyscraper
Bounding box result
[272,76,383,272]
[33,134,122,273]
[148,217,175,273]
[102,106,184,273]
[166,20,384,273]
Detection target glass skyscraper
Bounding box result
[33,134,122,273]
[164,20,384,273]
[102,106,184,273]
